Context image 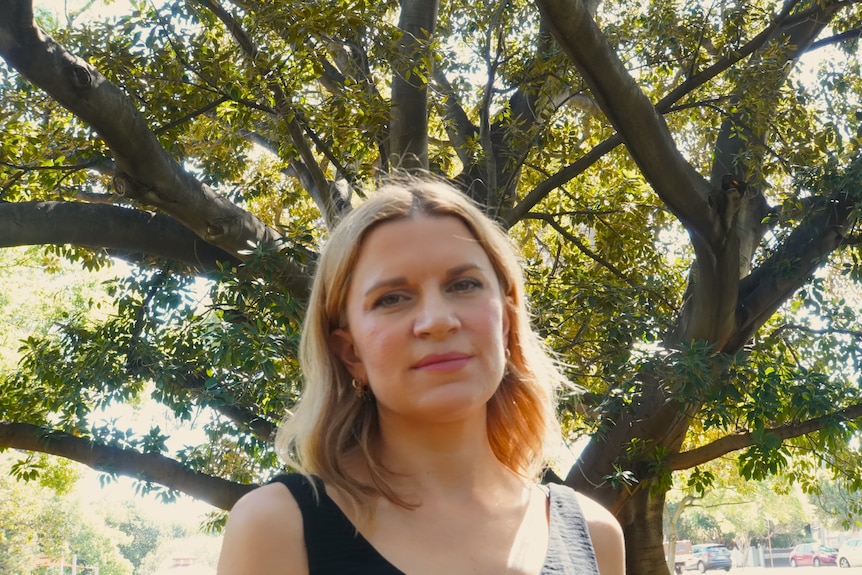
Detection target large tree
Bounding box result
[2,0,862,573]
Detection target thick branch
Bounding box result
[0,201,240,273]
[535,0,710,235]
[673,2,840,349]
[666,402,862,470]
[389,0,440,171]
[709,1,838,187]
[0,0,311,295]
[0,421,255,509]
[501,17,560,173]
[508,2,798,226]
[506,18,555,131]
[432,67,477,169]
[729,193,856,351]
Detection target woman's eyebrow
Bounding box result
[446,263,483,277]
[364,277,407,297]
[363,263,487,297]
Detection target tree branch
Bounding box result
[191,0,340,227]
[666,1,801,117]
[523,212,637,287]
[729,192,857,350]
[0,201,241,273]
[506,133,621,227]
[153,94,230,135]
[158,368,278,442]
[709,0,837,188]
[535,0,711,236]
[432,66,477,169]
[499,17,566,199]
[0,0,317,300]
[666,402,862,470]
[505,17,557,135]
[389,0,440,171]
[477,2,509,207]
[769,323,862,340]
[510,0,800,228]
[808,26,862,51]
[0,421,255,509]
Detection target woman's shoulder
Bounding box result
[572,490,626,575]
[217,478,308,575]
[571,491,622,533]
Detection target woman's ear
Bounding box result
[330,328,366,380]
[503,296,514,342]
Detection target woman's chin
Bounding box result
[391,385,498,424]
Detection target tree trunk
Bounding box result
[624,485,673,575]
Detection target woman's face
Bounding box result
[332,215,510,425]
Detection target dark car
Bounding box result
[789,543,838,567]
[684,544,732,572]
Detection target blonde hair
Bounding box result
[275,178,564,509]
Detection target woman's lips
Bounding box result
[412,352,472,371]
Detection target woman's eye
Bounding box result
[450,278,482,293]
[373,293,407,308]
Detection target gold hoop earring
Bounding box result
[351,378,367,399]
[504,348,512,377]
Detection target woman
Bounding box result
[217,179,625,575]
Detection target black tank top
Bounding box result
[270,474,600,574]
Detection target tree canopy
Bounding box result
[2,1,862,573]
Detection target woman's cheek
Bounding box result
[359,324,397,370]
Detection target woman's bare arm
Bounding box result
[217,483,308,575]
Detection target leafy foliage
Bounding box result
[0,453,133,575]
[3,1,862,573]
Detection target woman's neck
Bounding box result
[373,408,520,499]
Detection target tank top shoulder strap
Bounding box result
[542,483,601,574]
[269,473,326,524]
[268,474,404,575]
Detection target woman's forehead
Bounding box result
[354,216,488,272]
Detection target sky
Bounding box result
[76,395,220,524]
[35,0,158,21]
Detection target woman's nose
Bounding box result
[413,293,460,337]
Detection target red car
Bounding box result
[789,543,838,567]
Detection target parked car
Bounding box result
[838,538,862,568]
[684,544,732,572]
[666,540,693,574]
[789,543,838,567]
